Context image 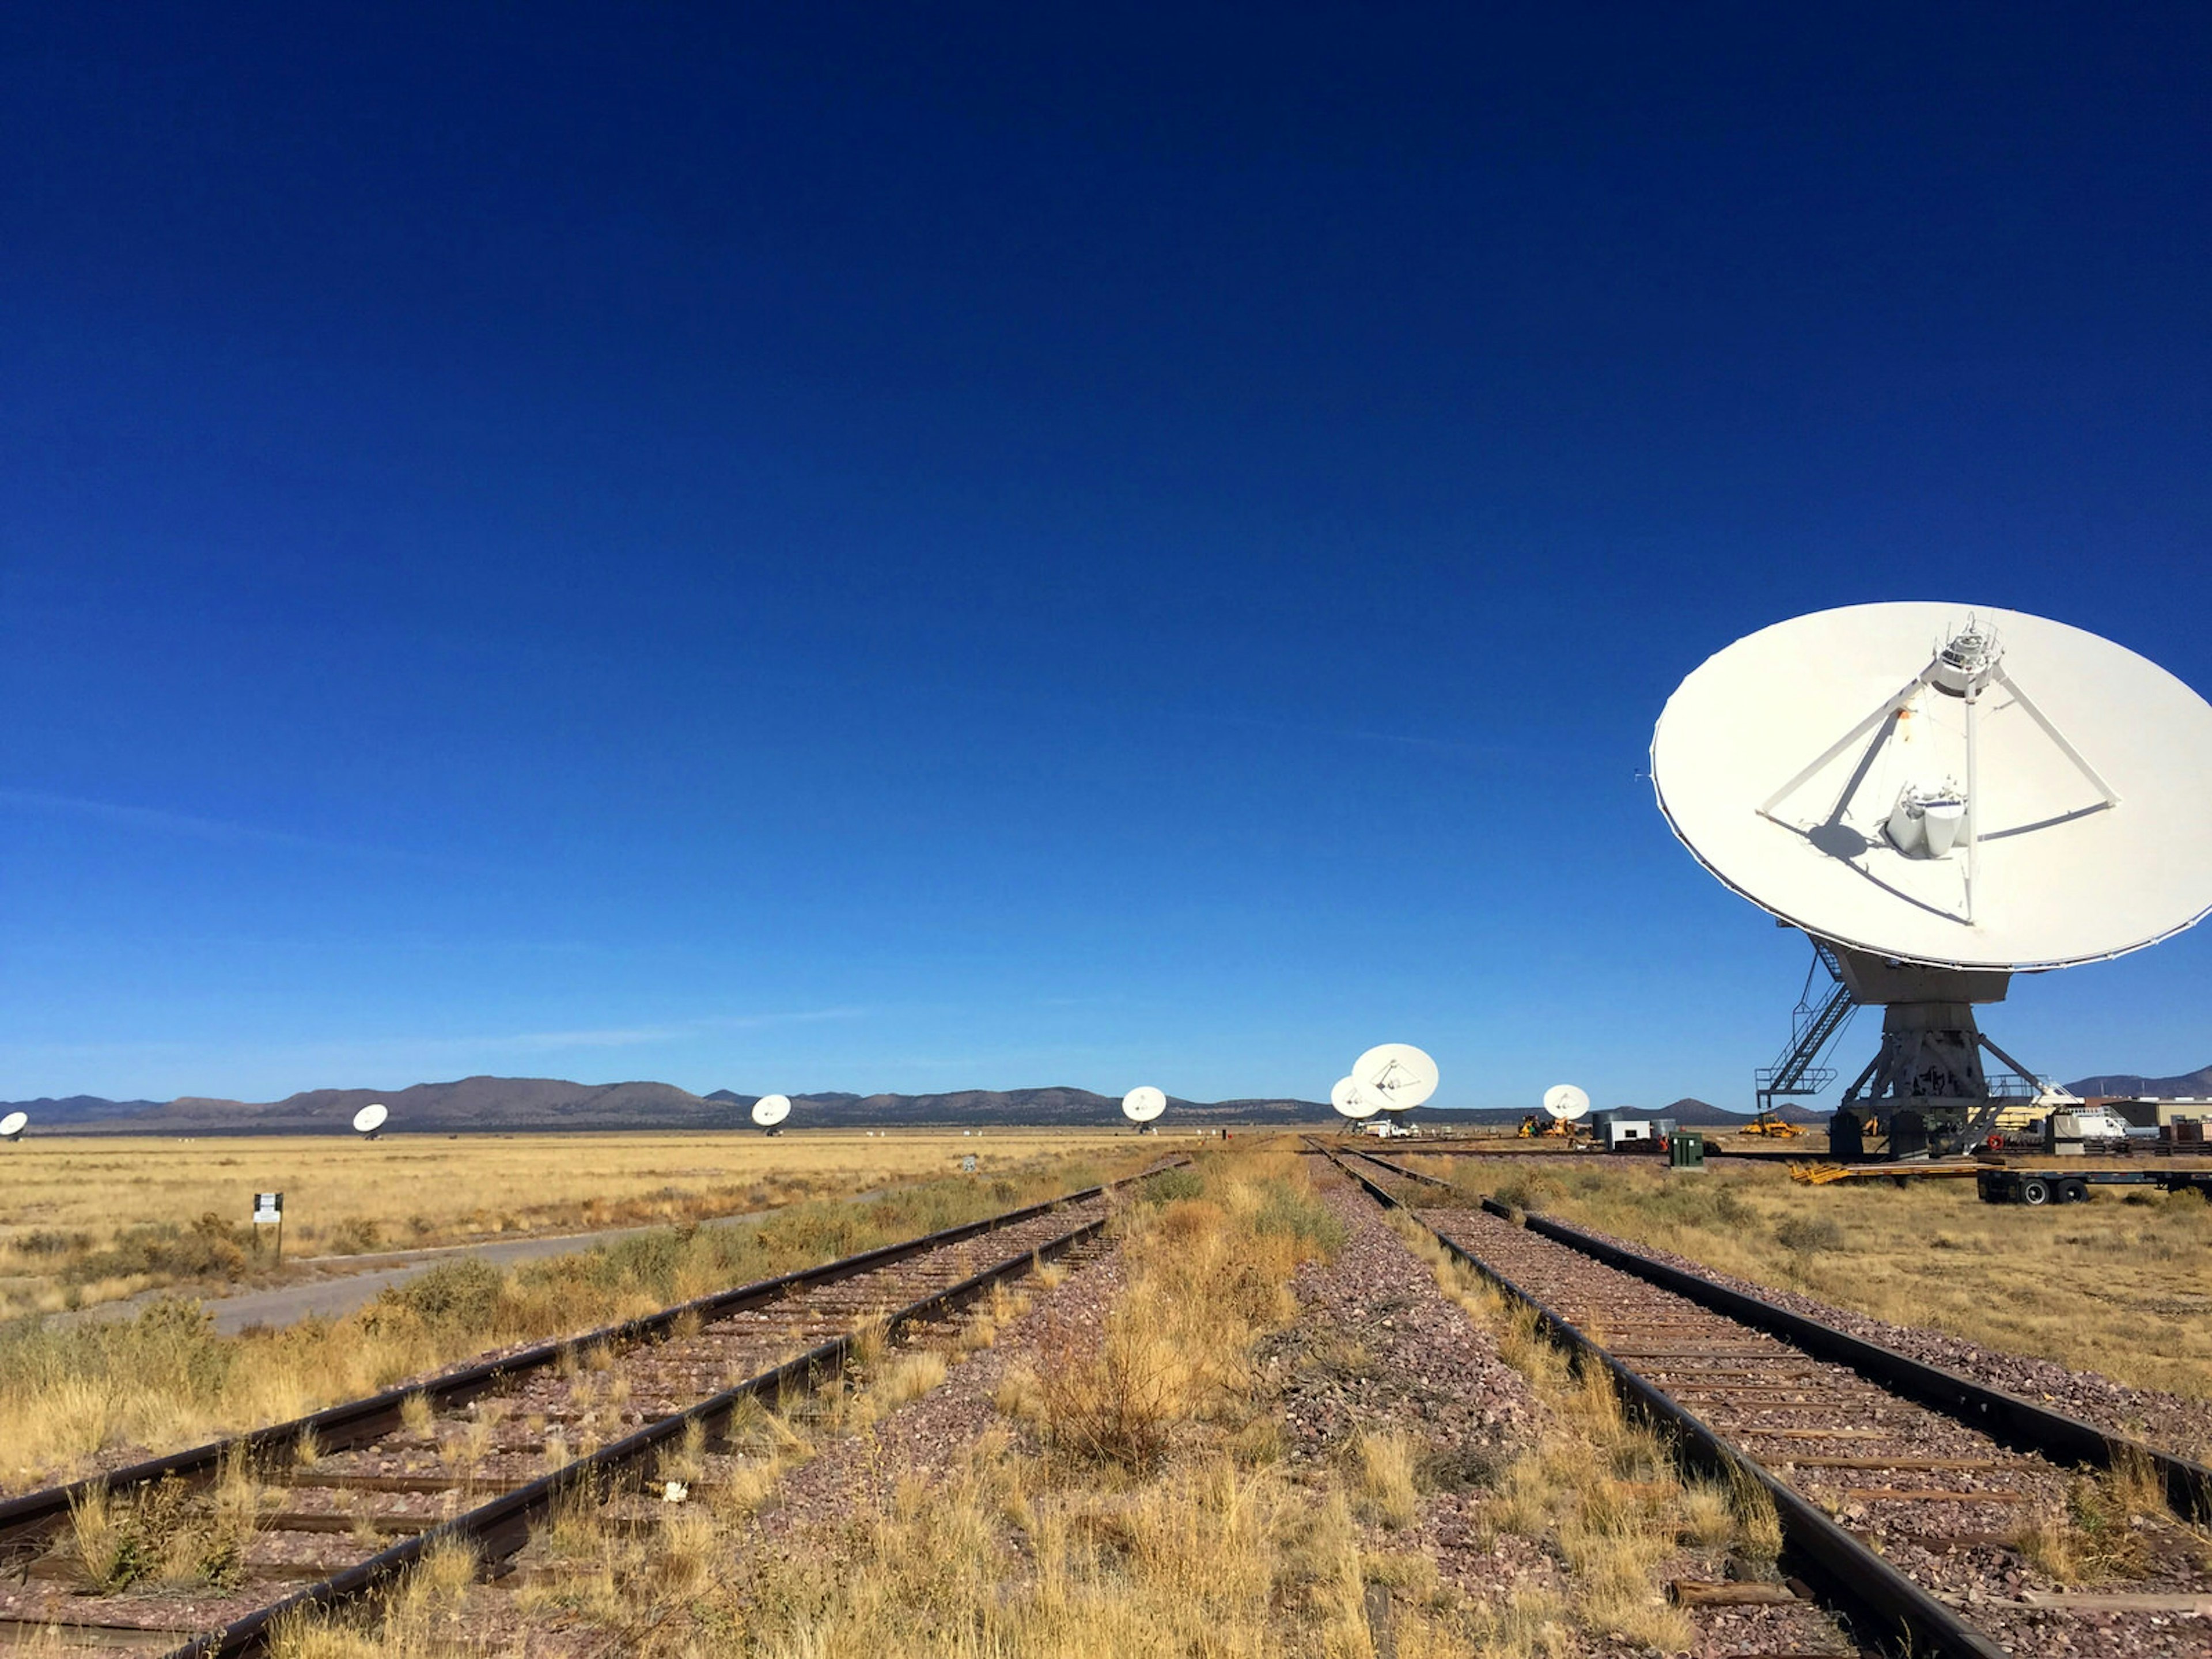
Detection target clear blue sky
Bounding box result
[3,5,2207,1111]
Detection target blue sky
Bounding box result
[3,5,2207,1110]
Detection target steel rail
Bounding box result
[1338,1146,1454,1189]
[1507,1206,2212,1526]
[1317,1146,2005,1659]
[0,1170,1162,1565]
[161,1176,1152,1658]
[1339,1138,2212,1523]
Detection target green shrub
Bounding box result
[383,1259,504,1332]
[64,1214,255,1286]
[1249,1185,1346,1256]
[1138,1167,1205,1206]
[1774,1215,1846,1255]
[1491,1170,1563,1214]
[323,1218,383,1255]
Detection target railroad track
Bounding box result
[1323,1143,2212,1658]
[0,1164,1179,1656]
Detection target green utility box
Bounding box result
[1668,1131,1706,1171]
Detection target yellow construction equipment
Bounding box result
[1789,1162,1853,1185]
[1743,1109,1805,1138]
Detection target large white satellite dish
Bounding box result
[0,1111,26,1142]
[1654,603,2212,1154]
[351,1103,388,1137]
[1330,1075,1380,1120]
[1121,1086,1166,1124]
[751,1093,791,1129]
[1542,1084,1589,1122]
[1352,1044,1438,1112]
[1653,603,2212,970]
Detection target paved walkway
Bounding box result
[63,1192,884,1335]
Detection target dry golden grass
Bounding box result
[1351,1430,1420,1530]
[683,1154,1404,1656]
[0,1128,1149,1320]
[2012,1444,2174,1585]
[64,1447,264,1594]
[0,1146,1148,1493]
[1414,1154,2212,1406]
[268,1535,479,1659]
[1385,1209,1778,1655]
[272,1152,1638,1658]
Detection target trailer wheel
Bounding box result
[2059,1178,2090,1204]
[2020,1177,2052,1206]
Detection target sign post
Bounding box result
[252,1191,285,1266]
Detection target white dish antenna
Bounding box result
[1652,602,2212,969]
[1352,1043,1438,1112]
[0,1111,26,1141]
[1542,1084,1590,1122]
[751,1093,792,1128]
[351,1103,388,1136]
[1330,1076,1380,1119]
[1121,1086,1166,1124]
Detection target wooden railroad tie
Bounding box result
[1773,1456,2017,1473]
[1668,1578,1804,1608]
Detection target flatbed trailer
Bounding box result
[1975,1165,2212,1205]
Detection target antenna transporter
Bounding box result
[1654,601,2212,1157]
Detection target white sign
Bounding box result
[252,1192,284,1225]
[960,1155,978,1174]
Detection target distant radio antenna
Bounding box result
[0,1111,25,1143]
[1353,1044,1438,1112]
[1330,1076,1380,1119]
[751,1093,791,1134]
[1121,1086,1166,1132]
[350,1103,388,1140]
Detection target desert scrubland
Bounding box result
[0,1134,1157,1491]
[0,1128,1149,1321]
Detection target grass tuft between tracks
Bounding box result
[0,1153,1144,1494]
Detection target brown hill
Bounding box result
[32,1077,1333,1134]
[2067,1065,2212,1098]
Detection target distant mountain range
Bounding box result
[1,1070,2192,1135]
[0,1079,1796,1135]
[2065,1065,2212,1099]
[0,1078,1335,1134]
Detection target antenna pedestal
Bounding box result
[1826,945,2038,1157]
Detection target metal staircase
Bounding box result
[1756,938,1855,1116]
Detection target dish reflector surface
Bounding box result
[1353,1044,1438,1111]
[1543,1085,1589,1122]
[751,1093,792,1127]
[1653,603,2212,969]
[1122,1085,1166,1123]
[351,1103,388,1134]
[1330,1076,1380,1119]
[0,1111,25,1139]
